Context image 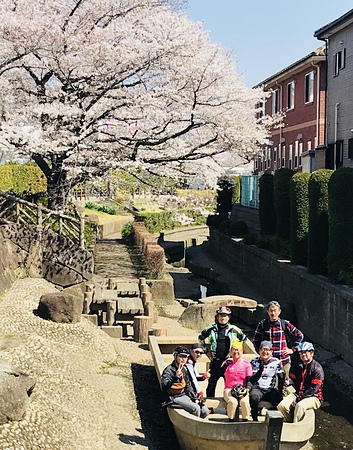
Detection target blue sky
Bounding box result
[185,1,353,86]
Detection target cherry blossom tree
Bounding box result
[0,0,269,209]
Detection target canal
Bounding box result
[169,254,353,449]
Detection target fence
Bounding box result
[241,175,259,209]
[0,192,85,248]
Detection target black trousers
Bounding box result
[206,359,224,397]
[249,387,282,421]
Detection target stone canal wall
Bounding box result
[209,229,353,368]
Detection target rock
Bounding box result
[0,362,36,424]
[37,292,83,323]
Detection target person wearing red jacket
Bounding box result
[277,341,324,422]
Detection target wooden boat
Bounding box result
[149,335,315,450]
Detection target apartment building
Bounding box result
[314,9,353,169]
[253,47,326,175]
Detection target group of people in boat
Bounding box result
[161,300,324,423]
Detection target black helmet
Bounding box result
[231,384,247,399]
[173,346,189,357]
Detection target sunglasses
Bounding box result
[193,350,204,355]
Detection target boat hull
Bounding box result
[149,335,315,450]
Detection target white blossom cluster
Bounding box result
[0,0,270,206]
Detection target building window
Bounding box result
[287,81,295,110]
[294,141,299,169]
[299,142,303,167]
[289,144,293,169]
[282,145,285,167]
[348,138,353,159]
[335,140,343,168]
[334,49,346,76]
[305,71,314,103]
[307,141,312,151]
[272,89,279,114]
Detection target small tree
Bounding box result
[290,172,310,265]
[216,176,234,215]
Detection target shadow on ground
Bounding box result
[131,363,180,450]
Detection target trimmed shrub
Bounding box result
[218,219,231,234]
[136,211,174,233]
[290,172,310,265]
[328,167,353,284]
[216,176,233,214]
[206,213,228,229]
[307,169,333,275]
[274,168,294,240]
[229,220,249,237]
[259,173,276,236]
[231,176,242,204]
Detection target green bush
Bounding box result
[136,211,174,233]
[0,163,46,195]
[259,174,276,236]
[274,168,294,240]
[218,219,231,234]
[85,201,117,215]
[121,222,134,244]
[206,213,228,229]
[231,176,242,204]
[290,172,310,265]
[307,169,333,275]
[328,167,353,284]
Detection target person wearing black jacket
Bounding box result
[277,341,324,422]
[161,346,209,418]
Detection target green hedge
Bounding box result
[259,173,276,236]
[328,167,353,284]
[136,211,173,233]
[0,163,46,195]
[290,172,310,265]
[231,176,242,204]
[307,169,333,275]
[274,168,294,240]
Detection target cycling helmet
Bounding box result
[216,306,232,315]
[298,341,314,352]
[173,346,189,356]
[231,384,247,399]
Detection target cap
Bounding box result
[231,341,243,349]
[216,306,232,315]
[298,341,314,352]
[190,343,203,350]
[173,346,189,356]
[259,340,273,350]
